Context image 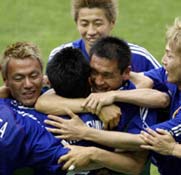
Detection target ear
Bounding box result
[122,66,131,81]
[88,76,92,86]
[4,79,8,87]
[110,20,115,31]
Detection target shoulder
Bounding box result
[48,39,82,61]
[128,42,161,68]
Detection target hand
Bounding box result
[140,128,176,155]
[82,91,116,115]
[44,109,87,140]
[58,145,93,171]
[99,105,121,130]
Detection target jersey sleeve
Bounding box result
[23,117,69,173]
[129,43,161,72]
[150,109,181,142]
[0,104,27,174]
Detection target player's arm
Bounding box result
[35,89,121,129]
[59,145,147,175]
[35,89,86,115]
[45,110,145,151]
[82,89,169,115]
[140,111,181,158]
[140,128,181,158]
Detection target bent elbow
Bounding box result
[160,93,170,108]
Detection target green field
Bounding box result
[0,1,181,174]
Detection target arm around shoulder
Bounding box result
[35,89,86,115]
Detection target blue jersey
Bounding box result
[114,80,157,134]
[0,99,68,175]
[144,67,181,175]
[3,98,105,175]
[49,39,161,72]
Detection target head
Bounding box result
[71,0,118,53]
[89,36,131,92]
[47,47,91,98]
[161,17,181,88]
[1,42,43,107]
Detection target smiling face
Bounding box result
[162,42,181,89]
[5,57,43,106]
[76,8,114,53]
[89,54,130,92]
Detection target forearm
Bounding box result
[83,127,144,150]
[90,147,147,175]
[35,90,86,115]
[112,89,169,108]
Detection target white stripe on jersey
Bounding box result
[49,42,73,61]
[171,124,181,137]
[128,43,161,68]
[140,107,150,129]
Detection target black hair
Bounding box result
[47,47,90,98]
[90,36,131,73]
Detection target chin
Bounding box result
[23,100,36,107]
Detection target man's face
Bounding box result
[76,8,114,53]
[5,57,43,106]
[89,54,129,92]
[162,43,181,88]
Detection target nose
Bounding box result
[161,53,167,65]
[94,74,105,86]
[24,77,33,88]
[87,24,96,35]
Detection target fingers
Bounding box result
[96,103,103,115]
[82,94,103,114]
[140,144,154,151]
[83,98,98,114]
[81,95,91,108]
[44,118,62,128]
[46,115,65,123]
[58,154,74,170]
[145,127,158,137]
[156,128,170,135]
[45,127,62,134]
[140,130,154,145]
[64,108,78,119]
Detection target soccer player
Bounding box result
[0,42,67,174]
[37,36,159,175]
[0,98,69,175]
[49,0,160,72]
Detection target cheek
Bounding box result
[106,79,122,89]
[77,26,86,36]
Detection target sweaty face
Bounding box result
[89,54,129,92]
[5,58,43,107]
[162,43,181,89]
[76,8,114,54]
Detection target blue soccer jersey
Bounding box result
[0,99,68,175]
[3,98,105,175]
[144,67,181,175]
[114,80,157,134]
[49,39,161,72]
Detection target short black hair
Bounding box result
[47,47,90,98]
[90,36,131,73]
